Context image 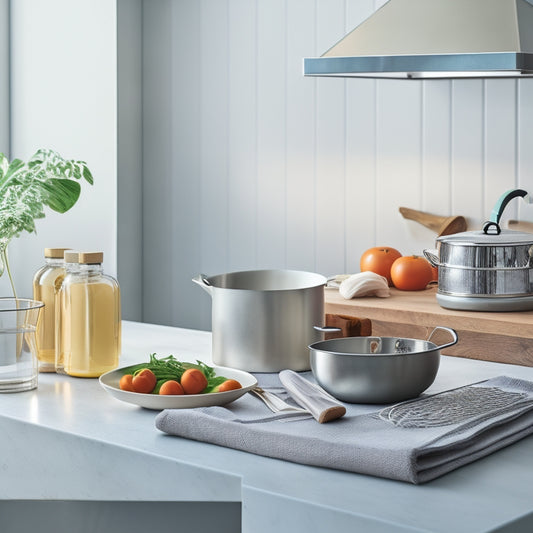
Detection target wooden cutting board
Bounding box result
[325,286,533,367]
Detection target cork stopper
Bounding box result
[44,248,71,259]
[78,252,103,264]
[64,251,80,264]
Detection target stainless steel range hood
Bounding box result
[304,0,533,79]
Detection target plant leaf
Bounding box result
[0,153,8,180]
[0,158,24,189]
[41,178,81,213]
[82,164,94,185]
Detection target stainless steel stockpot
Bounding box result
[309,327,458,404]
[193,269,327,372]
[424,189,533,312]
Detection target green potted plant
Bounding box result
[0,149,93,296]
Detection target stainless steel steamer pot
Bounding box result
[193,269,327,372]
[309,327,458,404]
[424,189,533,312]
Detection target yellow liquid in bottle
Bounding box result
[61,277,121,378]
[33,264,65,372]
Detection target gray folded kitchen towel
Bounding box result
[155,374,533,484]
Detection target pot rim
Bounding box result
[436,229,533,246]
[309,337,440,357]
[203,269,327,292]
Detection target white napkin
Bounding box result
[279,369,346,423]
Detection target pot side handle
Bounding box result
[423,249,440,267]
[427,326,458,350]
[314,325,342,334]
[192,274,213,296]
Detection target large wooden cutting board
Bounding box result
[325,286,533,367]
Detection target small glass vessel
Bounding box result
[57,252,121,377]
[32,248,70,372]
[0,298,43,392]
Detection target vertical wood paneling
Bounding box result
[422,82,452,213]
[376,80,423,254]
[256,0,287,268]
[451,80,485,223]
[484,80,517,222]
[140,0,533,331]
[345,0,377,272]
[170,1,204,328]
[227,0,258,272]
[315,0,346,276]
[118,0,142,321]
[286,0,317,271]
[518,79,533,223]
[200,0,230,276]
[142,1,173,325]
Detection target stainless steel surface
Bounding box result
[304,0,533,79]
[436,292,533,312]
[424,189,533,310]
[193,269,326,372]
[309,327,457,404]
[426,229,533,303]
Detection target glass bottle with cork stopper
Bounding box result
[32,247,70,372]
[57,251,121,377]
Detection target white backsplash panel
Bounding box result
[142,0,533,330]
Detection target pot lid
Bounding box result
[304,0,533,79]
[437,228,533,246]
[437,189,533,246]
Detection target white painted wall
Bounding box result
[0,0,9,159]
[5,0,533,329]
[141,0,533,331]
[6,0,117,298]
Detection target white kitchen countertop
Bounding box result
[1,320,533,532]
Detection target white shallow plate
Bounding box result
[99,364,257,410]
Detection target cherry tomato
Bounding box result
[360,247,402,286]
[390,255,434,291]
[217,379,242,392]
[180,368,208,394]
[159,380,185,395]
[119,374,134,392]
[132,368,157,394]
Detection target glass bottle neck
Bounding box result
[65,263,103,275]
[79,263,103,275]
[45,258,64,267]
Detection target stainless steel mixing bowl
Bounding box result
[309,327,457,404]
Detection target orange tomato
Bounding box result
[132,368,157,394]
[217,379,242,392]
[360,247,402,286]
[390,255,434,291]
[159,380,185,395]
[119,374,134,392]
[180,368,208,394]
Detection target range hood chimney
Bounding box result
[304,0,533,79]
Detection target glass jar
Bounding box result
[32,248,70,372]
[55,251,79,375]
[57,252,121,377]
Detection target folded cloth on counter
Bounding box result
[155,374,533,484]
